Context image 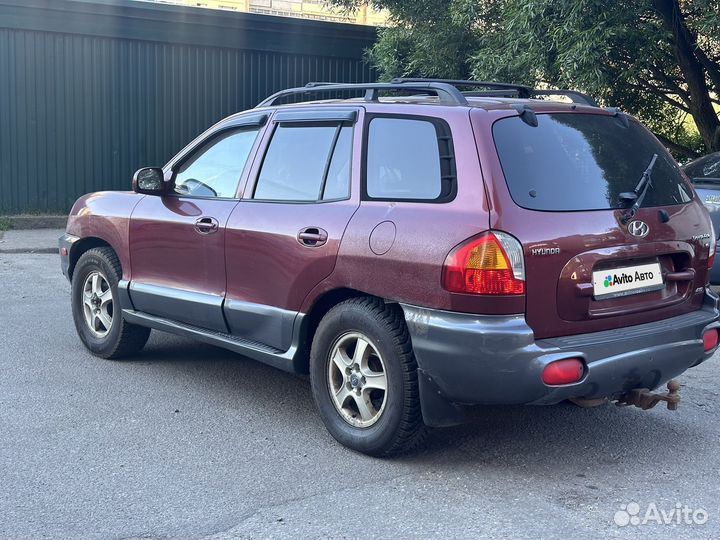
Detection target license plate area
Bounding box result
[592,262,664,300]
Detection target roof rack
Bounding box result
[255,78,598,108]
[255,81,469,108]
[391,78,534,98]
[392,78,598,107]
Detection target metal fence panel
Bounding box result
[0,0,376,212]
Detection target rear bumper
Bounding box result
[401,290,720,427]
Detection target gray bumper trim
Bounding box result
[58,233,79,280]
[401,291,719,426]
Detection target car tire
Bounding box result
[310,297,426,456]
[71,247,150,359]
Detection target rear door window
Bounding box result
[323,126,353,200]
[492,113,693,211]
[254,123,352,201]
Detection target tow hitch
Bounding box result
[615,380,680,411]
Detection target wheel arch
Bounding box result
[68,237,114,280]
[295,287,388,374]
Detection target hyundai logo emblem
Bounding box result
[627,220,650,238]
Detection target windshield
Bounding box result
[492,113,693,212]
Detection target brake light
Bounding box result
[442,232,525,295]
[703,329,718,352]
[542,358,584,385]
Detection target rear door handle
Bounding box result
[297,227,328,247]
[195,216,219,234]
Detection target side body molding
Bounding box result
[128,282,228,333]
[121,308,306,373]
[223,299,298,352]
[121,283,306,372]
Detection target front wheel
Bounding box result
[310,297,426,456]
[71,247,150,359]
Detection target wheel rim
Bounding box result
[327,332,388,428]
[81,271,113,338]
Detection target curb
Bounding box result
[0,248,58,254]
[1,215,67,230]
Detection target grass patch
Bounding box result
[0,217,12,232]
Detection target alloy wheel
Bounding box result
[327,332,388,428]
[82,271,113,338]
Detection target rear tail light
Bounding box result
[703,329,718,352]
[542,358,584,385]
[442,231,525,295]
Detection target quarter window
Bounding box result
[174,128,259,198]
[366,117,455,201]
[254,123,353,202]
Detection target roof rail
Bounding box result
[255,81,469,108]
[256,79,598,108]
[392,77,533,98]
[392,77,598,107]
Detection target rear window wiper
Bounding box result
[620,153,658,223]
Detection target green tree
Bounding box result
[335,0,720,158]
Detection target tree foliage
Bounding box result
[333,0,720,158]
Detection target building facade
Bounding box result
[149,0,387,25]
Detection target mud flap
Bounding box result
[417,369,468,427]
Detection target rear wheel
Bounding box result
[310,297,426,456]
[71,247,150,359]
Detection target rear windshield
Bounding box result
[492,113,693,211]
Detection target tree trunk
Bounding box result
[652,0,720,152]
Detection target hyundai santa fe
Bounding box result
[59,79,720,456]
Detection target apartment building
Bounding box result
[149,0,387,25]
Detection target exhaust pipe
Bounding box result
[569,397,608,408]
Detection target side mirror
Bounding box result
[132,167,167,195]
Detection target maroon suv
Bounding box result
[60,79,720,456]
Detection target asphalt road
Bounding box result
[2,253,720,539]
